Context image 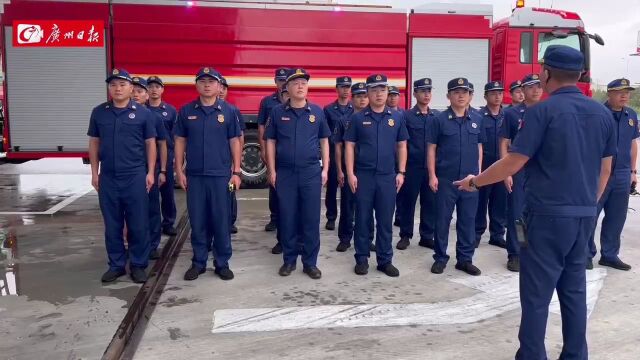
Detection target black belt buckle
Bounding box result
[515,218,528,248]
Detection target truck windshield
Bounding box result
[537,32,582,62]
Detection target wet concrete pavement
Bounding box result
[0,159,185,359]
[132,194,640,360]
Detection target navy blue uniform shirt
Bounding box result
[500,103,526,141]
[510,86,617,217]
[604,102,639,176]
[265,101,331,168]
[344,106,409,175]
[479,105,504,161]
[174,99,241,177]
[87,101,157,176]
[405,105,440,169]
[324,100,354,144]
[148,102,177,149]
[257,92,281,126]
[427,107,487,181]
[222,100,246,132]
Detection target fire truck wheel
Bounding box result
[241,128,267,188]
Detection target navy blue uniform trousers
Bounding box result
[276,166,322,268]
[325,147,338,222]
[354,170,395,266]
[475,157,507,244]
[149,172,162,252]
[338,178,374,244]
[398,166,435,241]
[506,171,525,258]
[588,174,631,261]
[160,149,176,230]
[187,175,232,270]
[434,179,478,264]
[516,214,591,360]
[99,171,149,271]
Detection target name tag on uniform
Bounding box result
[281,117,290,121]
[363,121,372,125]
[188,116,198,120]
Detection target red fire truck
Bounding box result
[0,0,603,186]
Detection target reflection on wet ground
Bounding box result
[0,174,92,212]
[0,227,18,296]
[0,159,188,359]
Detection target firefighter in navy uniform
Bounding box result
[475,81,507,249]
[131,77,168,261]
[323,76,353,231]
[345,74,409,277]
[508,80,524,108]
[499,73,543,272]
[587,78,638,271]
[219,76,246,235]
[87,68,157,283]
[386,85,402,111]
[427,77,485,276]
[455,45,616,360]
[258,68,289,241]
[147,75,179,236]
[396,78,439,250]
[174,67,242,281]
[334,82,375,252]
[265,68,331,279]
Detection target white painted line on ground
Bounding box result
[211,269,607,333]
[0,187,93,216]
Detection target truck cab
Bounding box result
[492,5,603,103]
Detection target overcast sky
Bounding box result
[338,0,640,85]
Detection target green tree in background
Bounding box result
[593,89,640,112]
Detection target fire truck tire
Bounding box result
[241,128,267,187]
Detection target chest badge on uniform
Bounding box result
[162,111,168,117]
[388,119,395,127]
[471,122,478,129]
[188,115,197,120]
[217,114,225,123]
[629,119,634,127]
[309,115,316,123]
[129,113,135,119]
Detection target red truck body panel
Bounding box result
[0,1,596,160]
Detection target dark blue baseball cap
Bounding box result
[351,82,367,95]
[336,76,352,87]
[275,67,289,81]
[131,76,148,91]
[220,76,229,88]
[607,78,635,91]
[521,73,541,87]
[540,45,584,72]
[509,80,522,92]
[366,74,388,88]
[448,77,471,92]
[484,81,504,92]
[413,78,432,90]
[286,68,310,83]
[351,83,367,95]
[146,75,164,87]
[106,68,132,83]
[196,67,221,82]
[388,86,400,95]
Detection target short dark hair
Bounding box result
[544,65,581,83]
